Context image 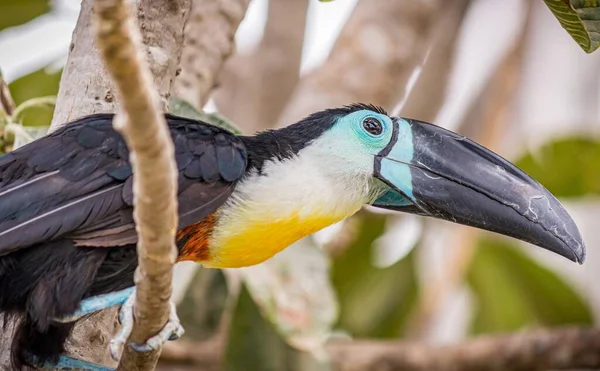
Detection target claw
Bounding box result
[109,289,184,361]
[109,289,136,361]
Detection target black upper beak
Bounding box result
[372,118,586,264]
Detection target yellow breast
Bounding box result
[203,213,345,268]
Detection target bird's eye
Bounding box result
[362,117,383,136]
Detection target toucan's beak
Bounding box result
[372,118,586,264]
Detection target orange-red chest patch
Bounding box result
[176,213,216,262]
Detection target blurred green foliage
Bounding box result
[177,269,229,341]
[9,67,61,127]
[331,213,419,338]
[516,137,600,197]
[467,237,592,334]
[225,285,330,371]
[544,0,600,53]
[0,0,49,31]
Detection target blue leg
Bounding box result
[53,287,136,323]
[51,286,184,363]
[49,355,116,371]
[28,354,115,371]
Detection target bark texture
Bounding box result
[92,0,189,369]
[158,326,600,371]
[173,0,250,110]
[51,0,187,129]
[214,0,309,133]
[278,0,443,126]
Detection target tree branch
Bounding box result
[278,0,443,125]
[92,0,189,369]
[328,326,600,371]
[173,0,250,110]
[214,0,309,132]
[399,0,470,120]
[158,326,600,371]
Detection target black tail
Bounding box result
[11,315,76,368]
[0,239,137,369]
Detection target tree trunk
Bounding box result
[0,0,189,369]
[51,0,186,129]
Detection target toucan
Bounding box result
[0,104,585,369]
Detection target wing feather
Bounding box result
[0,113,247,255]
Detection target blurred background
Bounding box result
[1,0,599,369]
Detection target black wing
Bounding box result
[0,113,247,255]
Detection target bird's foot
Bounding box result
[53,287,136,323]
[109,288,184,361]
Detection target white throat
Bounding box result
[225,142,378,221]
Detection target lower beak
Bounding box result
[372,118,586,264]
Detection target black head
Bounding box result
[241,103,387,172]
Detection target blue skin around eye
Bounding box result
[334,110,393,152]
[353,112,393,148]
[334,111,414,206]
[376,118,415,202]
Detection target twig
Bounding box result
[93,0,181,369]
[159,326,600,371]
[0,71,16,117]
[12,96,56,123]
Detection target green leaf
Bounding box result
[240,239,338,352]
[467,237,592,334]
[176,269,229,341]
[544,0,600,53]
[225,285,331,371]
[331,212,419,338]
[8,67,61,127]
[0,0,50,31]
[169,97,244,135]
[515,137,600,197]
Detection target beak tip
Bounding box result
[556,235,586,264]
[560,218,586,265]
[575,244,586,265]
